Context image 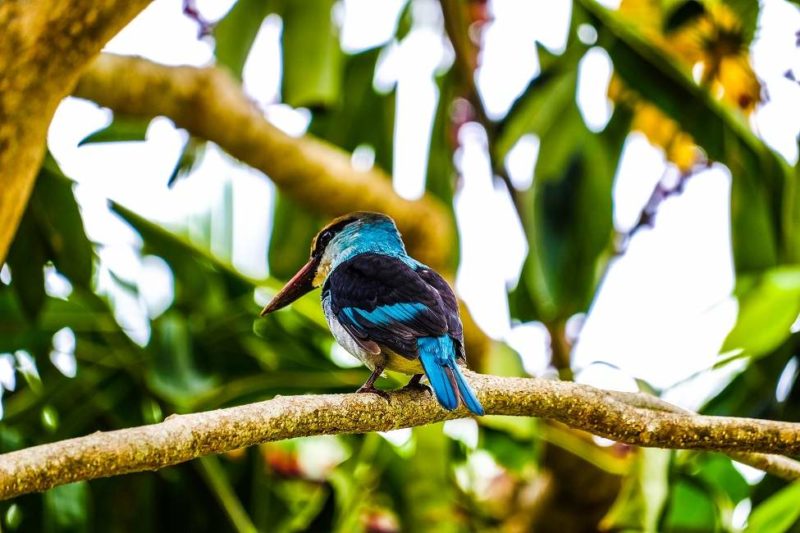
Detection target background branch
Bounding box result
[0,0,152,264]
[73,53,493,366]
[73,53,455,272]
[2,372,799,500]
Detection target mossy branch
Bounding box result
[0,0,152,264]
[2,372,800,500]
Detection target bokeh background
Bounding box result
[2,0,800,530]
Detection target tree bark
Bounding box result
[0,0,153,264]
[1,371,799,500]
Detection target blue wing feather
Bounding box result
[418,336,483,415]
[346,302,429,327]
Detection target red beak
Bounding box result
[259,258,318,316]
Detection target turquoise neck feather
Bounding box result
[327,219,419,273]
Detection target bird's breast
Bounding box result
[322,294,379,369]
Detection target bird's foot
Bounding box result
[356,384,390,401]
[402,374,431,394]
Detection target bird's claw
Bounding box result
[402,381,431,395]
[356,385,390,401]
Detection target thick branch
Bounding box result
[0,0,152,264]
[2,372,799,500]
[72,53,455,271]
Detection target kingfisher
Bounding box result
[259,211,484,416]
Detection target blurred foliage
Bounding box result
[2,0,800,531]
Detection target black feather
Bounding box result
[325,253,461,359]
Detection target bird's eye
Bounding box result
[315,230,333,253]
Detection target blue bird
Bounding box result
[259,212,484,416]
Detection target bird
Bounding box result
[259,211,484,416]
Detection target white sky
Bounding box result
[40,0,800,409]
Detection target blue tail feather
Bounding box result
[417,336,484,415]
[451,363,485,416]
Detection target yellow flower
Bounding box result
[612,0,762,168]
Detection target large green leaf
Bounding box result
[494,43,585,164]
[578,0,794,273]
[6,158,93,320]
[510,101,629,323]
[702,345,795,418]
[281,0,342,109]
[214,0,275,79]
[308,47,396,172]
[36,161,93,287]
[746,481,800,533]
[424,72,459,270]
[396,425,458,532]
[722,267,800,358]
[268,195,322,280]
[661,478,718,531]
[601,448,671,532]
[43,481,90,533]
[147,313,217,409]
[7,208,47,320]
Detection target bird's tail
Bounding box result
[417,336,484,416]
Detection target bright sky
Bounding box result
[41,0,800,412]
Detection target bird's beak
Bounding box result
[259,258,318,316]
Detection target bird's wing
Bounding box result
[325,253,450,359]
[415,265,465,359]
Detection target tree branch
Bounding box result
[0,0,152,264]
[72,53,455,272]
[2,372,799,500]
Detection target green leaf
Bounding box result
[481,428,534,472]
[396,425,458,532]
[785,144,800,268]
[281,0,342,109]
[7,208,47,321]
[662,478,718,531]
[722,266,800,358]
[308,47,396,172]
[601,448,671,532]
[268,195,323,280]
[578,0,792,273]
[35,162,93,287]
[494,42,584,164]
[424,72,459,270]
[196,456,258,533]
[745,481,800,533]
[6,157,93,320]
[147,313,216,409]
[78,115,150,145]
[695,454,749,507]
[43,481,90,533]
[485,342,526,378]
[702,347,794,418]
[510,102,629,322]
[214,0,274,79]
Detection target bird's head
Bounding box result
[259,211,405,316]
